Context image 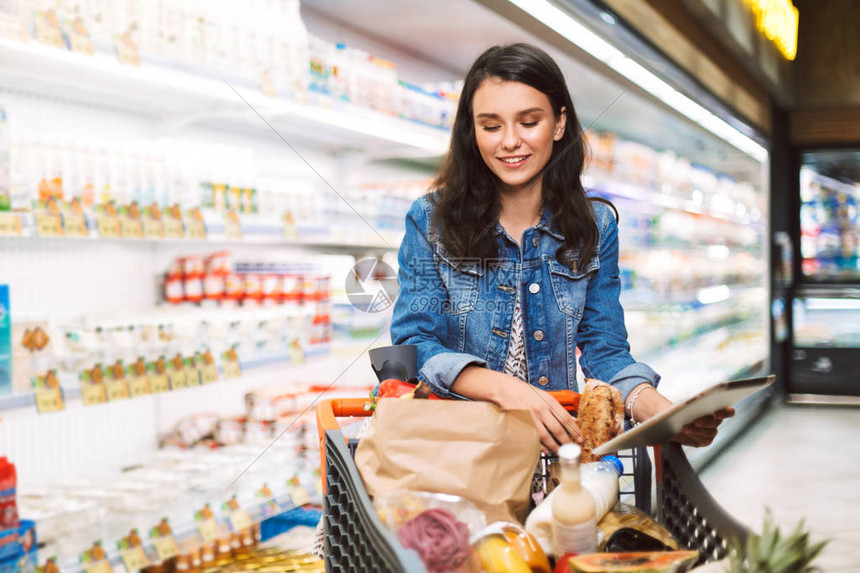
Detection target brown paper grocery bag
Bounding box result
[354,399,540,523]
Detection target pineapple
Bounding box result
[729,510,828,573]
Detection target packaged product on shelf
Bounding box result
[0,286,11,394]
[0,458,19,529]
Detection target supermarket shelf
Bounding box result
[59,475,323,573]
[587,179,763,227]
[621,283,765,310]
[0,37,449,155]
[0,343,331,413]
[0,212,401,252]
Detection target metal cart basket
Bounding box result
[316,396,748,572]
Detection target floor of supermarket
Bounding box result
[699,402,860,571]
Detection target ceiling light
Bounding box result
[507,0,768,162]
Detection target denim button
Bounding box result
[538,376,549,386]
[528,283,540,294]
[533,330,544,341]
[532,237,539,248]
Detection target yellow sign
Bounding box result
[228,510,252,532]
[35,213,63,237]
[0,213,22,236]
[167,370,186,390]
[152,536,179,561]
[149,374,170,394]
[163,217,184,239]
[83,561,112,573]
[186,219,206,240]
[197,519,220,542]
[200,364,219,384]
[81,384,108,406]
[749,0,798,60]
[97,215,120,238]
[222,360,241,380]
[106,379,129,401]
[63,214,88,237]
[288,486,310,508]
[35,389,65,414]
[120,217,143,238]
[142,217,164,239]
[120,547,148,572]
[127,376,150,398]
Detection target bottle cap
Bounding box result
[602,455,623,475]
[557,443,581,461]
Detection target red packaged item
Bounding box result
[0,457,19,529]
[184,276,204,303]
[166,257,185,280]
[183,255,205,277]
[243,274,262,302]
[261,274,281,304]
[164,276,185,304]
[203,273,225,301]
[224,273,245,301]
[280,274,302,304]
[206,251,232,276]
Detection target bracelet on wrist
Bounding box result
[625,384,652,423]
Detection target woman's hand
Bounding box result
[670,407,735,447]
[627,383,735,448]
[452,366,581,454]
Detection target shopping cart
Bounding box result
[316,393,749,572]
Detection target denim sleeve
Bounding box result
[577,208,660,403]
[389,198,487,398]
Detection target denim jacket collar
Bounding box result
[493,204,565,242]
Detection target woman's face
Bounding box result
[472,78,566,194]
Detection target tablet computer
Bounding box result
[593,374,775,455]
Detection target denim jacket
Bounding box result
[390,194,660,403]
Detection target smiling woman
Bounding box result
[390,43,734,454]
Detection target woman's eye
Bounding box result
[482,125,501,132]
[522,121,539,128]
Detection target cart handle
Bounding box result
[316,390,581,493]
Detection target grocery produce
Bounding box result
[564,550,699,572]
[396,508,471,573]
[727,511,827,573]
[470,534,531,573]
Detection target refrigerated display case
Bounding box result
[790,149,860,397]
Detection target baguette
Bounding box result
[578,378,624,463]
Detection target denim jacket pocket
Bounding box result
[434,244,483,316]
[548,256,600,318]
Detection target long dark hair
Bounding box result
[432,43,597,266]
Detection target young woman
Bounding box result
[390,43,732,454]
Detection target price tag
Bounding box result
[120,547,148,572]
[97,215,120,238]
[0,213,22,236]
[63,214,88,237]
[288,486,310,508]
[35,213,63,237]
[152,536,179,561]
[149,374,169,394]
[186,219,206,240]
[167,371,186,390]
[70,32,94,54]
[35,389,65,414]
[200,364,219,384]
[283,212,298,240]
[184,367,201,387]
[142,217,164,239]
[115,33,140,66]
[222,360,241,380]
[106,379,129,401]
[81,384,107,406]
[120,217,143,238]
[83,561,112,573]
[228,510,252,532]
[163,217,184,239]
[197,519,220,542]
[127,376,150,398]
[224,213,242,240]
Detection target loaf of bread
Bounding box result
[577,378,624,463]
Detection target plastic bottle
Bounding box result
[550,443,597,556]
[525,455,621,555]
